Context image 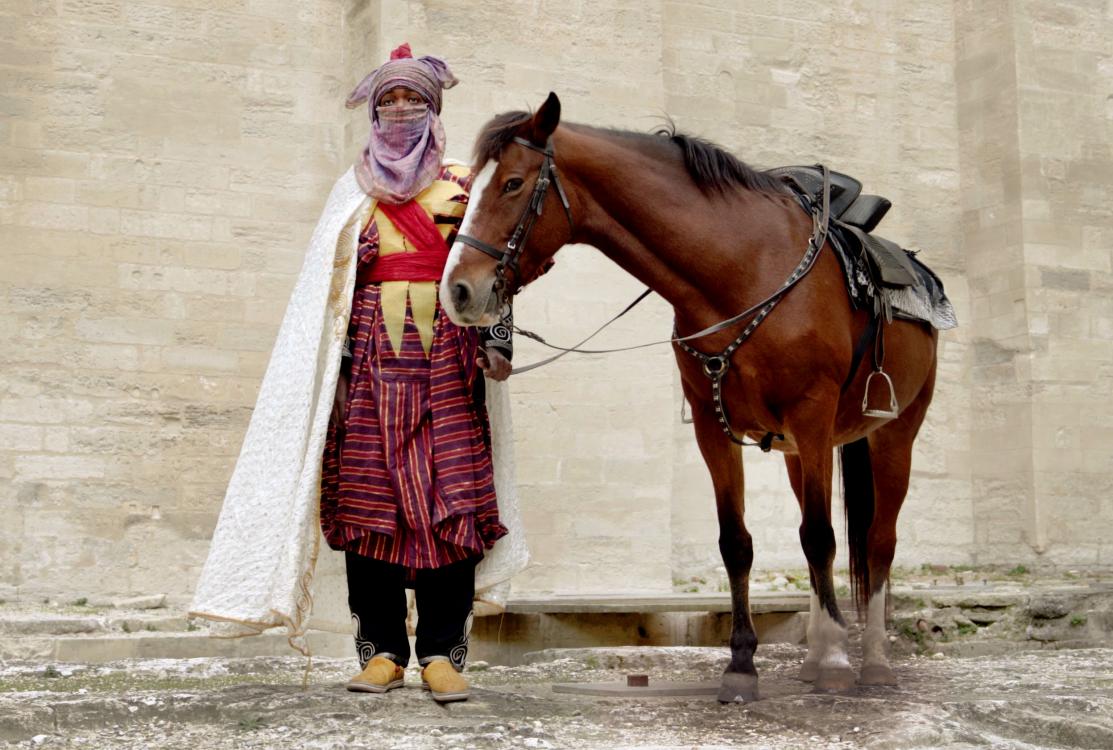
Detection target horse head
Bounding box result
[440,92,573,326]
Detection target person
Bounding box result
[189,41,526,705]
[320,43,511,703]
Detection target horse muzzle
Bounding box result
[439,274,500,327]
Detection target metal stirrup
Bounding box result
[862,369,899,419]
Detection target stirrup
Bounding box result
[862,368,899,419]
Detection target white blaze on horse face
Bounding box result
[441,160,498,325]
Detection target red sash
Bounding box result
[361,200,450,283]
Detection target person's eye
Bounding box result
[408,96,422,104]
[502,178,524,194]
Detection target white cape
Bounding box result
[189,168,528,652]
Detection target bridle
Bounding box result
[455,136,574,305]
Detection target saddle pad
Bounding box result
[784,184,956,331]
[884,256,958,330]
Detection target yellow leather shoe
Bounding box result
[421,659,470,702]
[346,656,405,693]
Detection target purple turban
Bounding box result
[345,42,459,117]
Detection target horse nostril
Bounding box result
[452,282,470,309]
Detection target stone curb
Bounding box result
[0,630,355,664]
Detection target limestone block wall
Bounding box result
[0,0,346,601]
[956,0,1113,566]
[1012,0,1113,563]
[2,0,1110,606]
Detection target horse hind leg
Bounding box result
[857,375,935,686]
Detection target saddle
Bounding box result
[768,165,920,289]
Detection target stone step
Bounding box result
[0,593,820,666]
[0,613,192,636]
[11,585,1106,666]
[505,591,812,614]
[0,629,355,663]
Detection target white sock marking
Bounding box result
[862,582,889,667]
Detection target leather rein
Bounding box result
[454,137,833,449]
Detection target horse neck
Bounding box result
[556,127,806,329]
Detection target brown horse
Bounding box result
[440,93,939,702]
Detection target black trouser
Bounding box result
[346,552,477,672]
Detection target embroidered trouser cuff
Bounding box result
[346,552,478,671]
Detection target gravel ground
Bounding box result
[3,644,1113,749]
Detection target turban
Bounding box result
[345,43,458,117]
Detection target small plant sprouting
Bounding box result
[1070,615,1087,628]
[897,622,927,652]
[237,717,265,732]
[73,597,88,607]
[1007,564,1029,577]
[956,621,978,636]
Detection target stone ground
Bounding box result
[2,643,1113,750]
[3,571,1113,749]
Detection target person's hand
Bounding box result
[478,348,512,381]
[333,369,350,424]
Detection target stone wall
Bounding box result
[1,0,1110,606]
[0,0,347,601]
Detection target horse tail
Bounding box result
[840,437,874,618]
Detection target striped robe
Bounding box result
[320,165,507,569]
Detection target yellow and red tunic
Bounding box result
[320,165,507,569]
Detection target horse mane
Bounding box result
[473,111,787,196]
[652,122,788,195]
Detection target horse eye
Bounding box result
[503,178,524,194]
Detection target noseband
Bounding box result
[455,137,574,303]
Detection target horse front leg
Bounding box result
[689,401,758,703]
[783,455,821,681]
[786,401,855,691]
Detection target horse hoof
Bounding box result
[814,666,856,692]
[859,664,897,686]
[797,661,819,683]
[717,672,759,703]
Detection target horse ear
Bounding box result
[528,92,561,145]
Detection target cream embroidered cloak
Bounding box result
[189,168,528,652]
